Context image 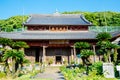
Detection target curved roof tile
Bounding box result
[24,14,92,26]
[0,31,96,40]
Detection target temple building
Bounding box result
[0,12,120,64]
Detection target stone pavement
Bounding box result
[34,66,64,80]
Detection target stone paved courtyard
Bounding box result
[35,66,64,80]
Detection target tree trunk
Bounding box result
[103,53,108,62]
[107,50,111,62]
[81,57,86,66]
[86,57,91,64]
[4,59,11,75]
[113,48,118,63]
[15,61,19,72]
[12,57,16,74]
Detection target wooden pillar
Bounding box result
[42,46,47,63]
[49,26,50,31]
[93,45,96,62]
[71,48,74,61]
[71,46,76,63]
[73,46,76,58]
[67,26,68,31]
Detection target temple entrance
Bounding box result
[56,56,62,64]
[25,47,43,63]
[35,48,40,62]
[46,47,71,64]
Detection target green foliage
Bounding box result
[62,68,78,80]
[74,42,90,49]
[97,41,115,54]
[0,38,13,46]
[15,74,31,80]
[96,32,112,41]
[60,66,66,71]
[60,65,117,80]
[0,16,28,32]
[89,61,103,75]
[60,65,85,80]
[62,11,86,14]
[48,58,53,65]
[0,38,29,75]
[3,49,25,74]
[23,58,30,64]
[70,60,75,64]
[114,66,119,77]
[0,72,6,78]
[80,49,94,58]
[74,42,93,65]
[62,11,120,26]
[112,44,120,63]
[96,32,119,62]
[80,75,117,80]
[3,49,24,61]
[12,41,29,49]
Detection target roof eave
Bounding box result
[10,38,97,41]
[24,23,93,26]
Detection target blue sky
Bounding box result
[0,0,120,19]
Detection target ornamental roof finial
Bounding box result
[53,9,60,16]
[55,9,58,13]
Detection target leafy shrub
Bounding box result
[0,72,6,78]
[70,60,75,64]
[23,58,30,64]
[81,49,94,58]
[60,66,66,71]
[60,65,86,80]
[15,74,31,80]
[114,66,119,77]
[60,64,118,80]
[89,61,103,75]
[48,58,53,65]
[0,56,4,62]
[63,60,67,64]
[80,75,117,80]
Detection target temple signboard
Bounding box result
[49,40,69,44]
[103,63,114,78]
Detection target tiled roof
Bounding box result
[24,14,92,26]
[0,31,97,40]
[111,31,120,37]
[0,31,119,40]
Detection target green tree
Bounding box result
[112,44,120,63]
[96,32,112,41]
[0,38,13,47]
[3,49,24,74]
[75,42,90,49]
[80,49,94,65]
[0,16,28,32]
[0,38,29,75]
[0,38,13,68]
[96,32,119,62]
[62,11,120,26]
[12,41,29,69]
[12,41,29,49]
[74,42,93,65]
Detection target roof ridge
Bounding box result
[31,14,82,17]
